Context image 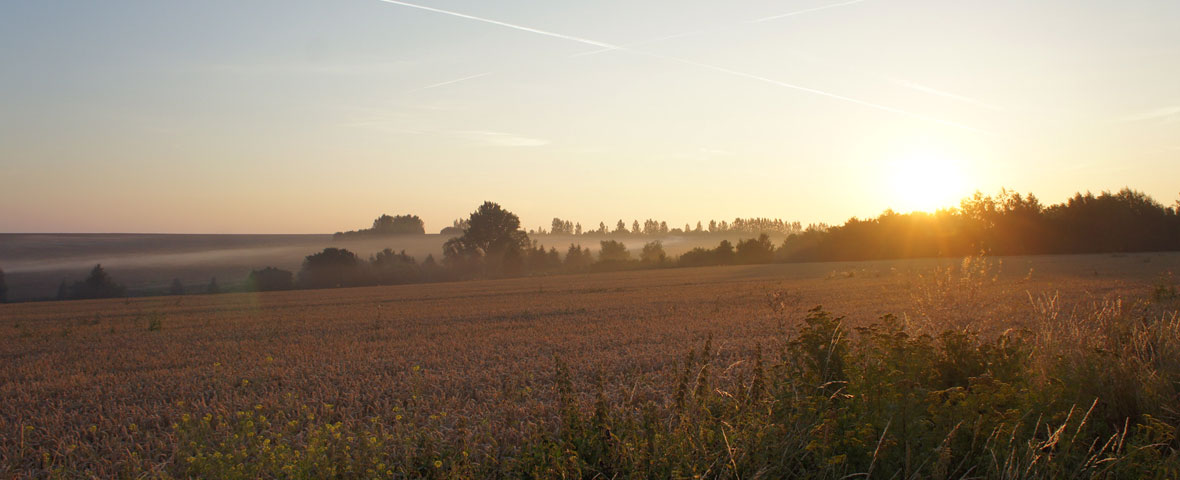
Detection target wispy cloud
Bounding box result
[374,0,986,133]
[458,130,550,147]
[1118,105,1180,123]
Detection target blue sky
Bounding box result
[2,0,1178,233]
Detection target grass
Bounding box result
[1,253,1178,477]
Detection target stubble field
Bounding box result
[1,253,1178,478]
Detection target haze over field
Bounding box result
[5,3,1180,476]
[2,0,1179,234]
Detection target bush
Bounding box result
[735,234,775,264]
[640,240,667,265]
[299,248,362,289]
[597,240,630,264]
[370,249,422,285]
[247,267,295,291]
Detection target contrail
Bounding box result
[572,0,870,58]
[409,71,493,92]
[375,0,615,49]
[888,78,1003,111]
[658,55,985,133]
[570,31,704,58]
[750,0,868,23]
[375,0,985,133]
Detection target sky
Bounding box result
[1,0,1177,234]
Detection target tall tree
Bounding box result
[0,267,7,303]
[443,202,530,273]
[599,240,631,263]
[169,278,185,296]
[69,264,126,299]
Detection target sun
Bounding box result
[887,152,968,213]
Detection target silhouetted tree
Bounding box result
[0,267,7,303]
[421,254,446,281]
[247,267,295,291]
[678,239,740,267]
[614,220,628,234]
[735,234,776,264]
[169,278,185,296]
[335,214,426,238]
[640,241,667,265]
[715,240,735,263]
[598,240,631,264]
[551,218,574,235]
[564,244,594,270]
[440,218,469,235]
[443,202,531,275]
[57,281,69,300]
[300,248,362,288]
[206,278,220,294]
[68,264,126,299]
[370,248,421,284]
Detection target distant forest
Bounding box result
[18,187,1180,302]
[212,187,1180,294]
[333,214,425,239]
[335,212,807,238]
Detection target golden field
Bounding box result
[2,253,1178,478]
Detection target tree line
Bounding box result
[535,217,805,236]
[778,188,1180,261]
[333,214,425,239]
[14,187,1179,300]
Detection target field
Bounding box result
[2,253,1179,478]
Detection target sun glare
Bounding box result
[887,152,967,213]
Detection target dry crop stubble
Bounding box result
[1,253,1177,476]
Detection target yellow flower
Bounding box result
[88,424,98,433]
[433,460,443,468]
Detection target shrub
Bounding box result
[597,240,630,264]
[247,267,295,291]
[299,248,362,289]
[639,241,666,265]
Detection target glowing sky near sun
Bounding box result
[1,0,1177,233]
